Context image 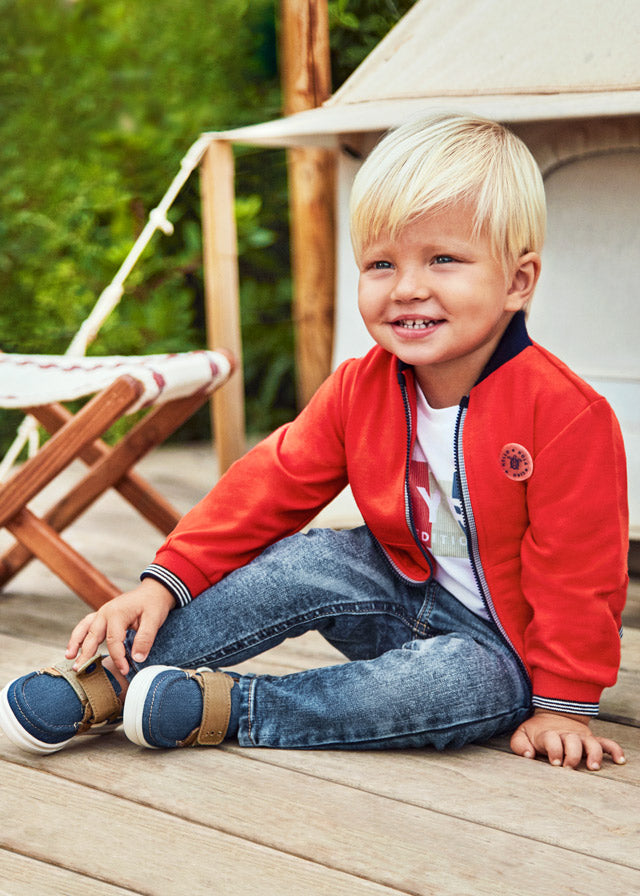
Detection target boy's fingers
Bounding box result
[583,741,603,771]
[101,607,137,676]
[541,731,565,767]
[130,611,165,664]
[74,633,105,670]
[561,733,587,769]
[130,631,153,664]
[105,631,130,677]
[66,613,97,659]
[510,726,536,759]
[598,736,627,766]
[511,715,627,770]
[71,620,109,670]
[70,608,126,673]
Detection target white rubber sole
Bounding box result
[0,680,74,755]
[0,679,122,756]
[122,665,182,748]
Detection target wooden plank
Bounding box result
[0,760,404,896]
[219,740,640,870]
[0,633,62,672]
[1,632,638,893]
[0,581,100,646]
[600,626,640,725]
[288,141,336,404]
[280,0,332,114]
[1,637,639,894]
[200,140,246,472]
[624,576,640,627]
[2,736,639,896]
[281,0,336,406]
[0,848,137,896]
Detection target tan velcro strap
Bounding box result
[190,669,234,746]
[48,654,121,733]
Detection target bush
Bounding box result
[0,0,414,454]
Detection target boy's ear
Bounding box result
[506,252,541,311]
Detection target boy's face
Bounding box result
[357,203,538,407]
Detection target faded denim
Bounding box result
[128,526,532,750]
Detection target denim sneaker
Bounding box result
[123,665,236,749]
[0,655,122,755]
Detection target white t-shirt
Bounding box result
[409,386,489,620]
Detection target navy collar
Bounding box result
[476,310,532,385]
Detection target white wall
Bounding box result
[528,150,640,536]
[333,150,374,366]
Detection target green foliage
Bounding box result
[0,0,413,455]
[0,0,283,450]
[328,0,417,85]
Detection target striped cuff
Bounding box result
[532,695,599,717]
[141,564,193,608]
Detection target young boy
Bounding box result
[1,114,629,769]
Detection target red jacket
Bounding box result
[149,313,628,714]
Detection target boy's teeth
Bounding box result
[396,319,435,329]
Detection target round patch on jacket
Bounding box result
[500,443,533,481]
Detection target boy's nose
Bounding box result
[390,268,430,302]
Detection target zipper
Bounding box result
[454,400,530,683]
[397,365,434,576]
[398,363,529,686]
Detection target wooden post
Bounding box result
[200,140,246,473]
[280,0,336,406]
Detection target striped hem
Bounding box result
[532,695,599,717]
[141,564,193,608]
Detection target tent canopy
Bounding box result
[210,0,640,149]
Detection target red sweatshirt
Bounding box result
[147,313,628,715]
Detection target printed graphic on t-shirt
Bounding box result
[410,459,468,558]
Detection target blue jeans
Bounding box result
[130,527,532,750]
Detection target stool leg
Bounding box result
[7,508,120,609]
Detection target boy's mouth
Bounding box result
[392,318,442,330]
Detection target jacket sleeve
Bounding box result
[142,361,354,604]
[520,396,628,714]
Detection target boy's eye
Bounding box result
[372,260,392,270]
[432,255,455,265]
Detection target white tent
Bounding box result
[203,0,640,534]
[214,0,640,146]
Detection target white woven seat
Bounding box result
[0,348,235,608]
[0,350,233,412]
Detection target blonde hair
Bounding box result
[350,113,546,269]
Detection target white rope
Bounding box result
[1,133,217,481]
[66,132,216,358]
[0,416,39,481]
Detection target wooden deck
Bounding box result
[1,446,638,896]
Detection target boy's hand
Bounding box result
[65,579,176,677]
[510,709,627,770]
